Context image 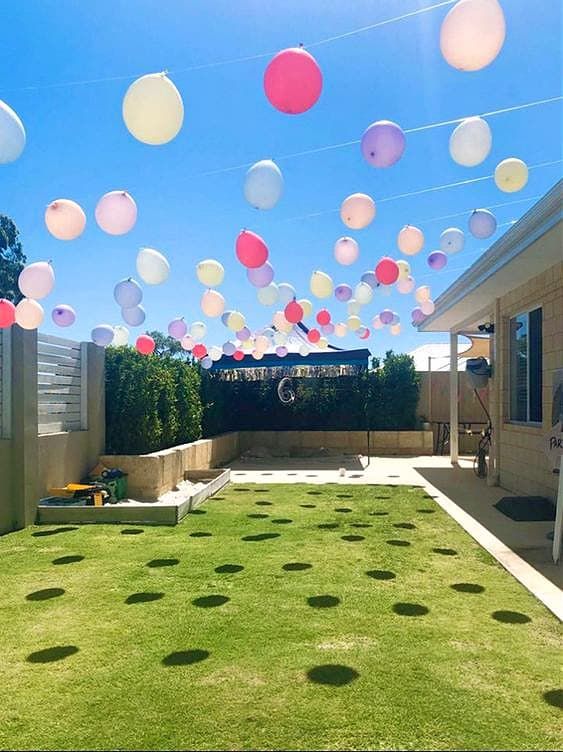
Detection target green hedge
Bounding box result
[202,351,420,435]
[105,348,202,454]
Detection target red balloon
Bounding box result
[235,229,269,269]
[375,257,400,285]
[192,344,208,359]
[233,349,245,361]
[307,328,321,343]
[0,299,16,328]
[284,300,303,324]
[264,47,323,115]
[359,327,371,340]
[316,309,331,326]
[135,334,155,355]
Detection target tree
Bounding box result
[145,330,191,360]
[0,215,27,302]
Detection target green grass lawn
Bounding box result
[0,483,561,751]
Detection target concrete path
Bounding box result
[229,454,562,620]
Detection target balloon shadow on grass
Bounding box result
[393,602,429,617]
[188,509,206,515]
[307,664,359,686]
[192,595,229,608]
[52,555,84,565]
[271,518,292,524]
[248,513,269,519]
[125,592,164,604]
[26,588,65,601]
[386,539,411,547]
[147,558,179,568]
[162,649,209,666]
[491,610,531,624]
[318,523,339,530]
[341,535,365,542]
[394,523,416,530]
[366,570,396,581]
[32,527,78,537]
[300,504,316,508]
[451,583,485,594]
[189,532,212,538]
[215,564,244,574]
[27,645,78,663]
[335,507,352,513]
[417,509,436,514]
[241,533,280,542]
[307,490,323,496]
[283,562,312,571]
[121,528,144,535]
[255,501,273,506]
[307,595,340,608]
[542,689,563,709]
[432,547,457,556]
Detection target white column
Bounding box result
[427,356,432,421]
[488,299,501,486]
[449,332,459,465]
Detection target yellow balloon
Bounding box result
[396,260,411,281]
[494,158,528,193]
[196,259,224,287]
[318,336,329,349]
[298,298,313,318]
[310,270,333,299]
[415,285,431,304]
[227,311,245,331]
[122,73,184,145]
[347,315,362,331]
[340,193,376,230]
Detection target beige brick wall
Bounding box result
[498,260,562,501]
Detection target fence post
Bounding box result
[1,328,12,439]
[80,342,89,430]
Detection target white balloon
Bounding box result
[122,73,184,145]
[0,100,25,163]
[299,344,310,357]
[258,283,279,306]
[298,298,313,318]
[121,305,146,327]
[91,324,114,347]
[440,227,465,254]
[196,259,224,287]
[494,158,529,193]
[440,0,506,72]
[244,159,284,210]
[277,283,296,305]
[209,345,223,362]
[190,321,207,341]
[449,117,492,167]
[354,282,373,305]
[136,247,170,285]
[334,237,359,265]
[112,325,130,346]
[347,298,362,316]
[15,298,43,330]
[181,335,195,351]
[18,262,55,300]
[310,270,333,299]
[273,331,287,346]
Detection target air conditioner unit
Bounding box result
[466,357,491,389]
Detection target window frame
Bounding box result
[507,305,543,427]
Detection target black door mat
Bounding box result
[494,496,556,522]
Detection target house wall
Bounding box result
[498,260,563,501]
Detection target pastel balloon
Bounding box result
[391,312,401,325]
[201,289,225,318]
[316,309,331,326]
[397,276,415,295]
[113,325,130,346]
[310,270,333,299]
[189,321,207,341]
[379,309,394,325]
[221,310,233,326]
[122,73,184,145]
[440,227,465,254]
[200,356,213,370]
[254,335,270,352]
[263,47,322,115]
[375,257,399,285]
[440,0,506,72]
[15,299,44,330]
[334,236,359,265]
[136,247,170,285]
[372,315,384,330]
[340,193,376,230]
[335,284,353,302]
[427,251,448,270]
[355,282,373,305]
[91,324,114,347]
[277,282,296,304]
[299,344,310,357]
[168,317,187,339]
[236,229,269,268]
[51,304,76,327]
[284,300,303,324]
[361,120,406,168]
[412,308,425,325]
[18,261,55,300]
[121,305,145,327]
[276,346,288,358]
[360,271,378,289]
[469,208,497,239]
[415,286,431,303]
[209,345,223,362]
[0,299,16,328]
[247,261,274,288]
[258,283,279,306]
[273,331,287,346]
[252,350,264,361]
[273,310,292,333]
[237,326,251,341]
[0,100,25,163]
[494,158,528,193]
[192,343,207,359]
[95,191,137,235]
[114,278,142,308]
[45,199,86,240]
[197,259,224,287]
[421,299,436,316]
[227,311,245,332]
[449,117,492,166]
[347,315,361,331]
[348,299,362,316]
[244,159,284,210]
[334,322,347,337]
[233,350,245,362]
[222,341,236,356]
[390,323,401,336]
[396,260,411,281]
[318,337,328,350]
[397,225,424,256]
[358,326,370,340]
[299,299,313,318]
[181,335,195,351]
[136,334,155,355]
[321,323,334,336]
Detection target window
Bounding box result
[509,307,542,423]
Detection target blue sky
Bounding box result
[1,0,562,356]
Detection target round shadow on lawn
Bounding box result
[335,507,352,513]
[283,562,312,571]
[162,649,209,666]
[386,539,411,547]
[189,532,212,538]
[147,558,179,568]
[52,555,84,565]
[451,583,485,594]
[215,564,244,574]
[351,523,372,528]
[336,494,353,499]
[300,504,316,508]
[192,594,229,608]
[125,592,164,605]
[543,689,563,709]
[248,513,269,519]
[307,664,359,687]
[27,645,78,663]
[417,509,436,514]
[234,488,250,492]
[31,527,78,537]
[212,496,225,501]
[432,547,458,556]
[366,570,396,581]
[253,489,270,493]
[393,602,429,617]
[241,533,280,542]
[255,501,273,506]
[307,490,323,496]
[307,595,340,608]
[188,509,206,515]
[341,535,365,542]
[394,523,416,530]
[26,588,65,601]
[369,511,389,516]
[271,518,292,525]
[318,523,339,530]
[121,528,144,535]
[491,610,531,624]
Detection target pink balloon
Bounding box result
[136,334,155,355]
[307,328,321,344]
[397,276,415,295]
[284,300,303,324]
[375,257,400,285]
[316,309,331,326]
[168,317,187,339]
[264,47,322,115]
[95,191,137,235]
[235,229,269,269]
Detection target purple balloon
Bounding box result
[276,346,288,358]
[411,307,425,325]
[247,261,274,288]
[427,251,448,271]
[222,341,236,356]
[122,305,145,327]
[361,270,378,288]
[51,304,76,327]
[334,283,353,302]
[168,317,187,339]
[361,120,406,168]
[321,323,334,335]
[468,209,497,239]
[236,326,251,340]
[114,278,142,308]
[379,308,394,325]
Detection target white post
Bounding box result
[80,341,88,431]
[488,299,501,486]
[450,332,459,465]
